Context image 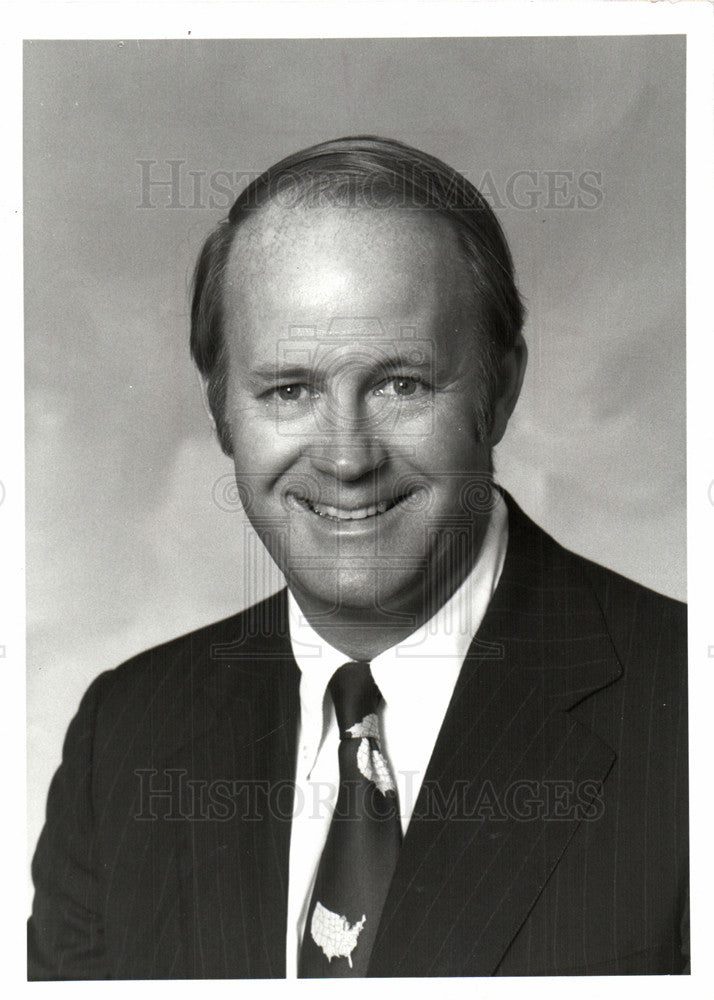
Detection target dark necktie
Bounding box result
[298,660,402,977]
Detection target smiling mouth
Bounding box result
[289,493,408,522]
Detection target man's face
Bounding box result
[222,204,517,625]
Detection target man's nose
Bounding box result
[308,404,388,481]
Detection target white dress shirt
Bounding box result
[284,492,508,977]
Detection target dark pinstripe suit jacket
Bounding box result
[28,496,689,978]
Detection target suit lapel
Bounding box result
[369,498,623,977]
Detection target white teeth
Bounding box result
[303,498,399,521]
[312,502,380,520]
[289,492,405,521]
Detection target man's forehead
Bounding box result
[221,204,476,354]
[225,200,466,281]
[221,201,479,377]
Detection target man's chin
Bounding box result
[286,567,425,628]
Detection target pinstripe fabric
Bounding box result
[28,494,688,978]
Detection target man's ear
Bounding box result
[488,333,528,447]
[196,370,235,457]
[196,371,218,431]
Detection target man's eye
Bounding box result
[377,376,424,398]
[275,384,309,402]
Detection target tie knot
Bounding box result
[328,661,382,737]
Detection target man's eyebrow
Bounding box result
[248,365,315,383]
[247,353,435,384]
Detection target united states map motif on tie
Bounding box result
[310,903,366,967]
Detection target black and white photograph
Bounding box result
[11,0,712,990]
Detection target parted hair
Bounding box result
[190,135,525,455]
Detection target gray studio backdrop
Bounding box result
[25,36,685,889]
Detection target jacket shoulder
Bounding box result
[505,491,685,626]
[76,589,291,741]
[572,549,686,653]
[503,492,686,680]
[547,534,687,703]
[98,588,287,681]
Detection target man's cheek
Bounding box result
[232,420,301,471]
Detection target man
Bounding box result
[28,136,688,978]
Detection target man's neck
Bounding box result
[289,520,492,661]
[296,618,423,663]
